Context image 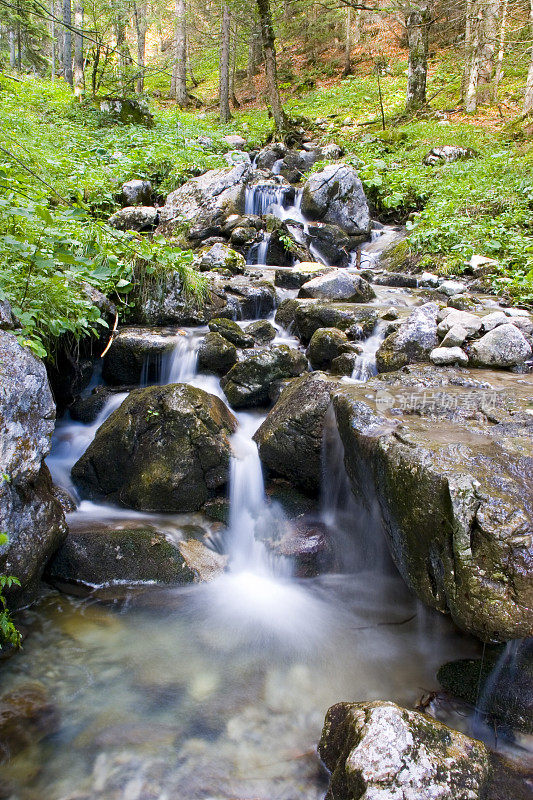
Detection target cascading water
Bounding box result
[350,323,386,382]
[244,184,291,216]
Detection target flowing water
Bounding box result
[0,181,529,800]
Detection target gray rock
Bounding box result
[437,310,482,339]
[481,311,510,332]
[331,352,360,375]
[198,332,237,375]
[423,145,478,166]
[156,160,251,239]
[381,307,399,321]
[319,700,490,800]
[221,345,308,408]
[333,367,533,640]
[376,302,439,372]
[99,97,154,126]
[108,206,158,231]
[72,384,238,512]
[372,272,419,289]
[306,223,363,267]
[470,324,532,368]
[440,325,468,347]
[294,301,378,344]
[299,271,375,303]
[102,327,182,385]
[307,327,353,369]
[254,372,334,491]
[301,164,371,236]
[275,263,333,290]
[245,319,276,344]
[195,243,246,275]
[223,134,247,150]
[430,346,468,366]
[0,298,16,330]
[120,179,152,206]
[208,317,254,348]
[0,332,66,599]
[70,387,115,424]
[439,279,467,297]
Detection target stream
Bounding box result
[0,179,529,800]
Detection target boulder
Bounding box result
[331,352,360,376]
[299,271,375,303]
[254,372,334,491]
[245,319,276,344]
[301,164,371,236]
[440,325,468,347]
[0,298,16,330]
[430,346,468,366]
[221,345,308,408]
[108,206,158,231]
[120,179,152,206]
[102,327,182,385]
[223,134,247,150]
[195,243,246,275]
[267,518,334,577]
[469,324,532,368]
[294,301,378,344]
[333,367,533,640]
[439,279,467,297]
[306,222,364,267]
[319,701,490,800]
[437,309,482,339]
[275,262,333,290]
[371,272,419,289]
[208,317,254,348]
[46,521,227,588]
[481,311,509,332]
[423,145,478,166]
[307,328,353,370]
[156,160,251,240]
[376,303,438,372]
[0,332,66,600]
[198,332,237,375]
[99,97,154,126]
[70,386,115,424]
[220,275,276,319]
[71,384,238,512]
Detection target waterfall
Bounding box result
[246,233,271,266]
[162,335,200,384]
[350,324,386,382]
[244,184,291,216]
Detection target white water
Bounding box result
[350,323,386,382]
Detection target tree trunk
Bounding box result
[219,3,232,122]
[525,0,533,113]
[256,0,287,134]
[230,20,239,107]
[462,0,472,101]
[63,0,73,85]
[73,0,84,96]
[353,8,362,44]
[405,1,430,112]
[477,0,500,102]
[247,22,261,80]
[51,0,56,82]
[465,0,481,111]
[493,0,508,99]
[133,0,147,93]
[343,6,352,76]
[171,0,188,106]
[8,28,16,68]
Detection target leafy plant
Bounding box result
[0,534,22,651]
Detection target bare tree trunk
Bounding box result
[477,0,500,102]
[525,0,533,113]
[353,7,362,43]
[465,0,481,111]
[133,0,147,93]
[230,20,239,107]
[493,0,508,99]
[247,21,261,79]
[171,0,188,106]
[51,0,56,81]
[343,5,352,76]
[462,0,472,101]
[405,1,430,112]
[73,0,84,96]
[257,0,287,135]
[219,3,232,122]
[8,28,16,68]
[63,0,73,85]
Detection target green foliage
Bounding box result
[0,534,22,651]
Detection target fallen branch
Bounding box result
[100,312,119,357]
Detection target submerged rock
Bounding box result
[319,700,490,800]
[376,302,438,372]
[221,345,307,408]
[333,367,533,641]
[254,372,335,491]
[0,683,59,762]
[301,164,371,236]
[299,271,375,303]
[0,332,66,600]
[72,384,237,512]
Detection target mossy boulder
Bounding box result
[333,367,533,641]
[254,372,335,491]
[306,327,354,370]
[245,319,276,344]
[295,301,378,344]
[208,317,254,348]
[102,327,182,385]
[275,262,333,290]
[221,345,308,408]
[71,384,237,512]
[198,332,237,375]
[319,701,490,800]
[196,243,246,275]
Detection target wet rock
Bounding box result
[208,317,254,348]
[333,367,533,640]
[376,302,439,372]
[156,160,251,240]
[70,386,115,424]
[220,275,276,319]
[440,279,467,297]
[0,332,66,600]
[469,324,532,368]
[299,270,375,303]
[178,539,228,582]
[306,223,364,267]
[381,307,399,321]
[437,639,533,734]
[108,206,158,231]
[221,345,308,408]
[307,328,353,369]
[245,319,276,344]
[71,384,237,512]
[275,298,301,331]
[275,262,333,290]
[319,700,490,800]
[120,179,152,206]
[423,145,478,165]
[196,243,246,275]
[294,301,378,344]
[430,346,468,366]
[102,327,181,385]
[268,519,334,577]
[437,309,482,339]
[0,683,59,762]
[198,332,237,375]
[331,352,359,376]
[254,372,334,491]
[301,164,371,236]
[447,294,478,311]
[371,272,419,289]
